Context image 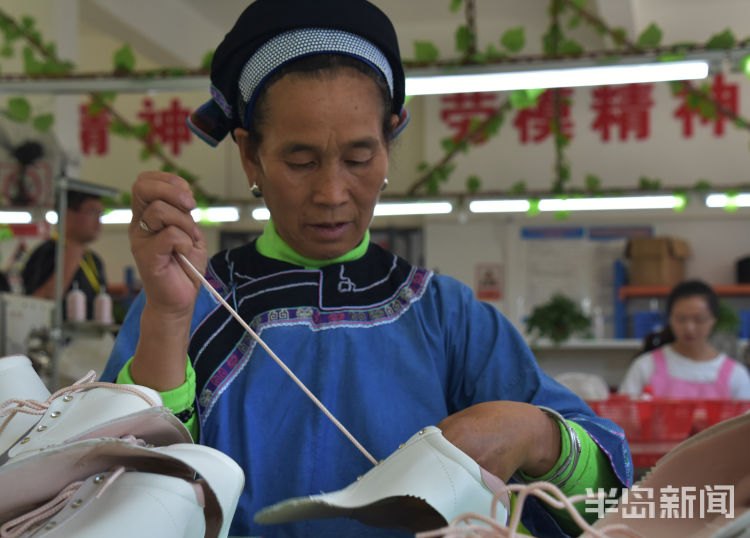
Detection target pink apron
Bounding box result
[646,347,734,399]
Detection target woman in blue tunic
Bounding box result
[102,1,632,536]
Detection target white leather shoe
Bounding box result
[0,439,245,538]
[155,443,245,538]
[254,426,510,533]
[3,470,208,538]
[0,371,192,466]
[0,356,51,455]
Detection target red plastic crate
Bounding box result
[587,396,750,468]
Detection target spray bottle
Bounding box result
[65,281,86,322]
[94,287,113,324]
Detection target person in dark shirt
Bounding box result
[22,189,106,320]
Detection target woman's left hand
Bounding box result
[437,401,562,482]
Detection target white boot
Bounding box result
[2,470,207,538]
[153,443,245,538]
[0,439,244,538]
[0,356,51,455]
[0,371,192,466]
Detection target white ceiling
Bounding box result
[178,1,530,33]
[172,0,750,51]
[171,0,609,59]
[78,0,750,69]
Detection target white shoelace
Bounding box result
[0,430,205,538]
[0,371,158,437]
[0,432,156,538]
[415,481,643,538]
[0,466,126,538]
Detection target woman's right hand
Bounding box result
[129,171,208,320]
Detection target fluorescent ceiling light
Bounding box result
[253,202,453,221]
[374,202,452,216]
[191,206,240,222]
[705,193,750,207]
[405,60,709,96]
[470,200,531,213]
[98,207,240,224]
[100,209,133,224]
[252,207,271,221]
[52,208,132,224]
[0,211,32,224]
[538,195,681,211]
[469,195,681,213]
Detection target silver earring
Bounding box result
[381,178,389,192]
[251,183,263,198]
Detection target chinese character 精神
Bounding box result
[591,83,654,142]
[138,98,193,155]
[79,103,111,156]
[673,74,739,138]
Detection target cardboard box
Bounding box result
[625,237,691,286]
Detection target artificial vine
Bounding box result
[408,100,512,196]
[561,0,750,136]
[548,0,571,194]
[0,7,214,206]
[403,0,750,210]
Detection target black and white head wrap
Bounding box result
[187,0,409,147]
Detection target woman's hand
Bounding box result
[128,172,208,391]
[130,171,207,319]
[437,401,562,482]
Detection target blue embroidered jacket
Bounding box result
[102,241,632,538]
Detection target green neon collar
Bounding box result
[255,219,369,269]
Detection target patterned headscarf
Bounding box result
[187,0,408,147]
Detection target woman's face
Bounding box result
[236,69,395,260]
[668,295,716,346]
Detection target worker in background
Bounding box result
[619,279,750,399]
[22,189,107,320]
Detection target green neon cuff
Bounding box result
[116,357,198,441]
[522,420,620,535]
[518,419,571,484]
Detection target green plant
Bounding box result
[525,293,591,344]
[714,299,741,334]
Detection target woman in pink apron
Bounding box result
[619,279,750,399]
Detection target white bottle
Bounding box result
[65,281,86,322]
[94,289,113,324]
